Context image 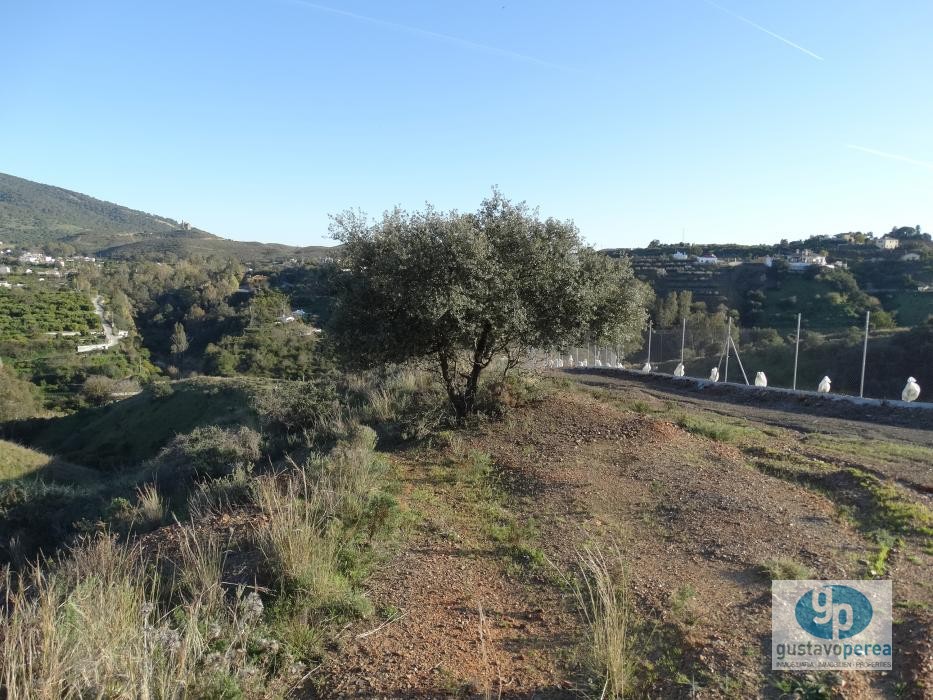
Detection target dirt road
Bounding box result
[565,369,933,447]
[320,377,932,698]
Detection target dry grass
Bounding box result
[572,544,633,699]
[176,525,227,615]
[0,534,300,698]
[135,483,165,526]
[253,472,350,605]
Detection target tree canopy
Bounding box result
[328,192,649,418]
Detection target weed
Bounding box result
[760,558,813,580]
[134,483,165,527]
[669,584,698,626]
[865,530,901,577]
[771,672,838,699]
[175,525,227,614]
[571,544,633,699]
[675,414,759,443]
[253,472,352,608]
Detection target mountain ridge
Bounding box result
[0,172,332,262]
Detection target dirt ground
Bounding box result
[318,373,932,699]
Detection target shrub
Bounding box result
[0,480,103,563]
[254,377,344,445]
[0,365,41,421]
[150,380,174,398]
[154,425,261,480]
[187,467,254,519]
[81,374,118,405]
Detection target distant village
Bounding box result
[0,244,97,289]
[665,234,906,270]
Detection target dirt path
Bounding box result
[317,380,931,698]
[474,389,932,698]
[568,370,933,495]
[316,453,579,699]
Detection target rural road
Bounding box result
[92,294,119,348]
[77,295,120,353]
[564,368,933,448]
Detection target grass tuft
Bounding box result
[760,558,813,580]
[571,544,633,699]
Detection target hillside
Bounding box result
[5,377,262,469]
[0,172,333,262]
[607,234,933,331]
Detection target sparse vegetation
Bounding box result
[760,558,813,581]
[571,544,633,699]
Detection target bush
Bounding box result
[150,380,174,398]
[81,375,118,405]
[0,480,103,563]
[154,425,261,480]
[253,377,345,445]
[0,365,41,421]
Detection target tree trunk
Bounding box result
[437,322,493,423]
[438,351,468,422]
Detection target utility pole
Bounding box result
[724,317,732,383]
[680,317,686,365]
[860,311,870,398]
[792,313,801,391]
[646,320,653,367]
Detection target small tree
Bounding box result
[0,365,41,421]
[170,322,189,365]
[329,192,649,420]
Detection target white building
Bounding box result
[901,252,920,262]
[671,251,689,261]
[0,265,11,275]
[787,249,829,271]
[694,252,720,265]
[875,237,899,250]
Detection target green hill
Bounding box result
[0,439,96,483]
[0,172,333,262]
[5,377,263,469]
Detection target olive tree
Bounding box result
[328,192,649,420]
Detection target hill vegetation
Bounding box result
[1,183,931,696]
[0,172,333,263]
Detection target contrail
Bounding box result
[283,0,570,71]
[847,145,933,172]
[702,0,824,61]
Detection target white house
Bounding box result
[694,252,720,265]
[787,249,829,271]
[901,252,920,262]
[875,237,899,250]
[0,265,11,275]
[671,251,689,261]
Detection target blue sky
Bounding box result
[3,1,932,248]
